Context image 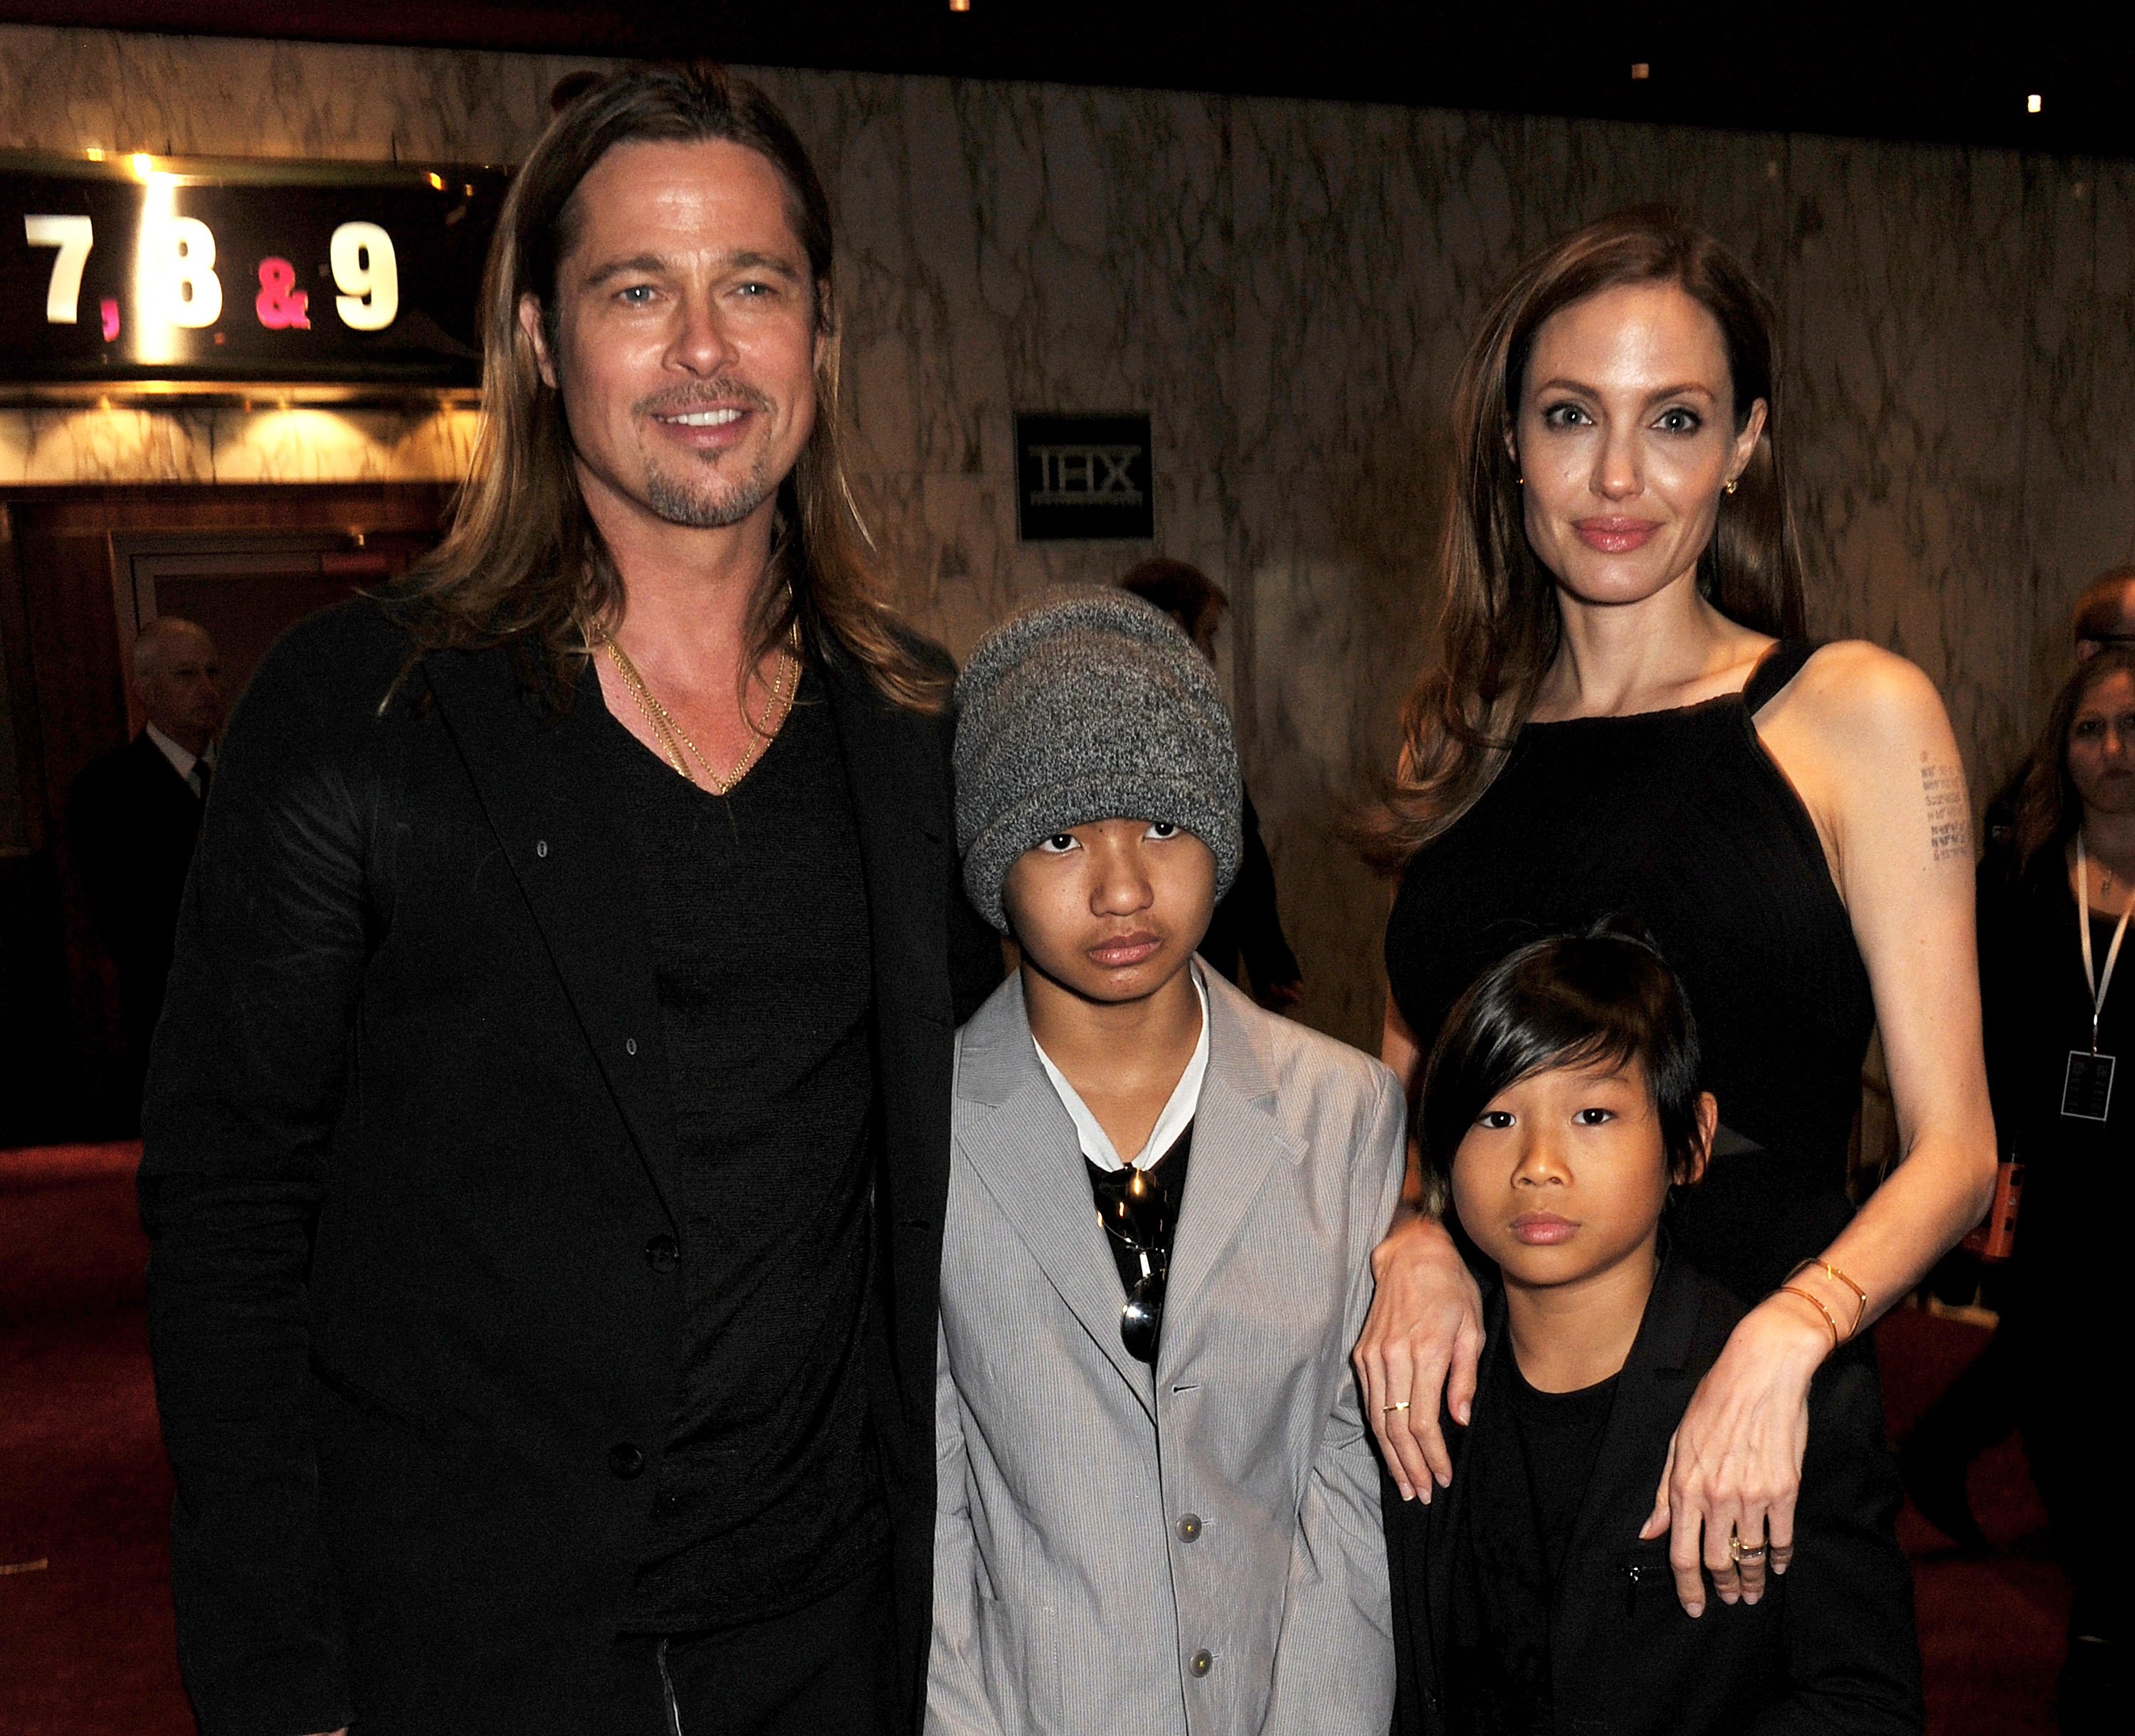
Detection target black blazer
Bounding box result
[66,729,206,1052]
[1384,1249,1924,1736]
[139,600,1000,1736]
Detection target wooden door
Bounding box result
[0,482,452,1141]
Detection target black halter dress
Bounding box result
[1383,641,1875,1303]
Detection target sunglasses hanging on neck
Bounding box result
[1093,1160,1178,1365]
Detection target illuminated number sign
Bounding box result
[0,152,508,398]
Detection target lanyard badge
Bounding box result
[2063,835,2130,1123]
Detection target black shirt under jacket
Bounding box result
[65,729,206,1064]
[1445,1357,1618,1735]
[606,674,889,1629]
[137,600,1002,1736]
[1085,1124,1194,1298]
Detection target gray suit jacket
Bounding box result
[929,970,1403,1735]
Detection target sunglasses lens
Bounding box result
[1121,1271,1164,1364]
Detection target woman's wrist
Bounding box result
[1754,1288,1844,1376]
[1785,1258,1870,1337]
[1370,1205,1454,1281]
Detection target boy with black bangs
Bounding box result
[1383,929,1923,1735]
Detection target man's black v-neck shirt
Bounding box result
[600,669,886,1631]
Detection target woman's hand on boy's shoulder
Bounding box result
[1354,1209,1484,1503]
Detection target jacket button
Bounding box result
[1176,1513,1202,1542]
[1188,1648,1213,1678]
[535,839,548,858]
[608,1443,645,1478]
[644,1234,679,1273]
[624,1037,638,1056]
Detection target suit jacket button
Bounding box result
[644,1234,679,1273]
[1188,1648,1213,1677]
[608,1443,645,1478]
[1176,1513,1202,1542]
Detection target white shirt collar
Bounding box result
[144,721,201,783]
[1033,963,1210,1173]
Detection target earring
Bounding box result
[1516,474,1525,487]
[1723,477,1739,495]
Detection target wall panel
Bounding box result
[6,23,2133,1048]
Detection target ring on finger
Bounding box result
[1382,1399,1412,1414]
[1728,1525,1768,1565]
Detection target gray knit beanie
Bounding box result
[954,589,1243,933]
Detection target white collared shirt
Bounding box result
[145,721,215,795]
[1033,963,1210,1172]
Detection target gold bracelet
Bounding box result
[1785,1259,1869,1341]
[1777,1284,1841,1350]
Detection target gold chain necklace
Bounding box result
[594,625,798,796]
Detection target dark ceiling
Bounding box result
[2,2,2124,160]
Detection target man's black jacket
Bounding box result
[139,599,1000,1736]
[1383,1248,1924,1735]
[68,729,205,1057]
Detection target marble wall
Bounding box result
[0,403,480,485]
[6,23,2134,1049]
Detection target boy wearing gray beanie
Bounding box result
[929,591,1402,1735]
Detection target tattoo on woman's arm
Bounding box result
[1920,758,1970,863]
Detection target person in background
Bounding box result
[1118,557,1304,1010]
[2074,566,2135,660]
[1907,561,2135,1514]
[1981,564,2135,850]
[1389,928,1921,1735]
[1942,648,2132,1732]
[66,616,225,1101]
[1903,568,2135,1547]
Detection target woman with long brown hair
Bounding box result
[1354,208,1995,1669]
[1968,647,2134,1730]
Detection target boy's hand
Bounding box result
[1640,1297,1826,1615]
[1354,1210,1484,1501]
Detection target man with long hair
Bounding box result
[139,63,997,1736]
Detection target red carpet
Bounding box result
[0,1143,190,1735]
[1880,1304,2066,1734]
[0,1143,2066,1732]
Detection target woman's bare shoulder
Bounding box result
[1764,639,1954,758]
[1753,640,1960,869]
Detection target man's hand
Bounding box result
[1351,1210,1484,1501]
